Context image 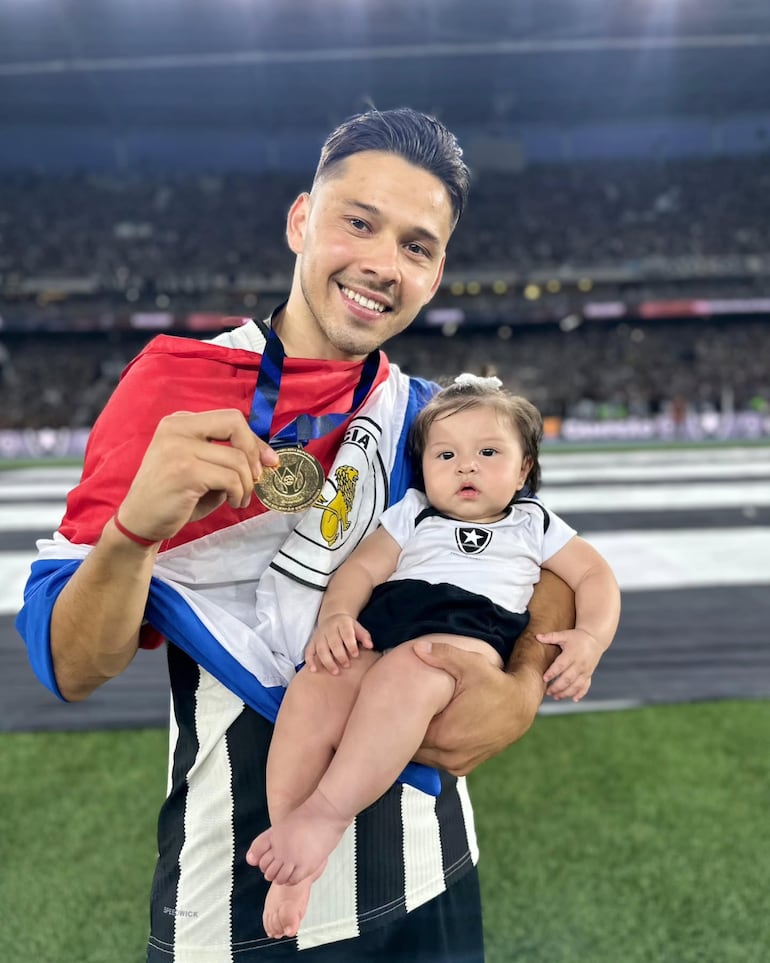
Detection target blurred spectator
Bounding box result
[1,319,767,428]
[2,154,769,429]
[1,154,770,301]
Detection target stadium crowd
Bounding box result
[1,318,767,430]
[1,154,770,298]
[1,152,769,431]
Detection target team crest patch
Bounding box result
[315,465,360,547]
[455,526,492,555]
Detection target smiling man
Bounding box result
[280,139,457,361]
[17,108,574,963]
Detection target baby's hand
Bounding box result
[536,629,605,702]
[304,614,373,675]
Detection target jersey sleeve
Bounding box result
[541,506,577,562]
[377,488,427,548]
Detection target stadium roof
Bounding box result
[2,0,770,131]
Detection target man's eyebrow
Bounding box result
[344,199,442,248]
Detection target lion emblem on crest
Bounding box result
[315,465,360,546]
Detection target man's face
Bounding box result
[282,150,454,360]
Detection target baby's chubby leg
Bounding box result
[247,649,380,920]
[262,648,381,824]
[251,634,502,887]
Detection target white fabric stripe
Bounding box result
[456,778,479,865]
[401,785,446,913]
[166,691,178,800]
[297,823,359,949]
[174,669,243,962]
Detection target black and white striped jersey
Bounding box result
[146,645,479,962]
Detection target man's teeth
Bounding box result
[341,286,386,313]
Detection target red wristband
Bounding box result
[112,513,160,547]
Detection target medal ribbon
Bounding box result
[249,325,381,447]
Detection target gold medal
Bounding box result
[254,447,325,513]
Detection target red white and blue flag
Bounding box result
[17,321,440,792]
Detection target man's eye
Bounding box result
[407,242,429,257]
[349,218,368,231]
[480,448,497,457]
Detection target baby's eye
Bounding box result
[480,448,497,457]
[438,451,454,460]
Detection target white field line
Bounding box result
[2,528,769,616]
[588,527,770,590]
[1,478,769,531]
[0,505,66,532]
[539,480,770,512]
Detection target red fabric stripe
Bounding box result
[60,333,390,548]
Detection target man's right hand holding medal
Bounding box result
[51,408,278,702]
[116,409,280,545]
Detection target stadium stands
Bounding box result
[1,154,768,432]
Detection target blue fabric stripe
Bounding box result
[15,556,440,795]
[15,558,285,718]
[16,558,82,700]
[388,376,439,505]
[145,580,286,721]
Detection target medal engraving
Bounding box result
[254,448,325,513]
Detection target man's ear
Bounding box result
[286,192,311,255]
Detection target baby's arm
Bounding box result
[305,526,401,674]
[538,536,621,702]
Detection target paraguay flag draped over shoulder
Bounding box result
[17,319,442,793]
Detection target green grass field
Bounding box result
[2,701,769,962]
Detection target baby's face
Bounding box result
[421,405,530,524]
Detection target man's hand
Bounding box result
[410,571,576,777]
[410,641,545,776]
[118,409,279,543]
[51,408,280,702]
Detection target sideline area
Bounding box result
[1,444,769,732]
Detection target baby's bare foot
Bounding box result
[247,789,351,885]
[262,859,326,939]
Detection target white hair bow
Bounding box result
[453,372,503,390]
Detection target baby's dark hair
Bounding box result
[409,377,543,495]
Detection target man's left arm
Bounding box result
[412,570,575,776]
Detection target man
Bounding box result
[18,109,574,962]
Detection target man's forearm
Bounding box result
[412,571,578,774]
[51,518,159,701]
[504,570,577,715]
[513,569,576,669]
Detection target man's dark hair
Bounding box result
[314,107,470,226]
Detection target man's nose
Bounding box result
[360,234,400,282]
